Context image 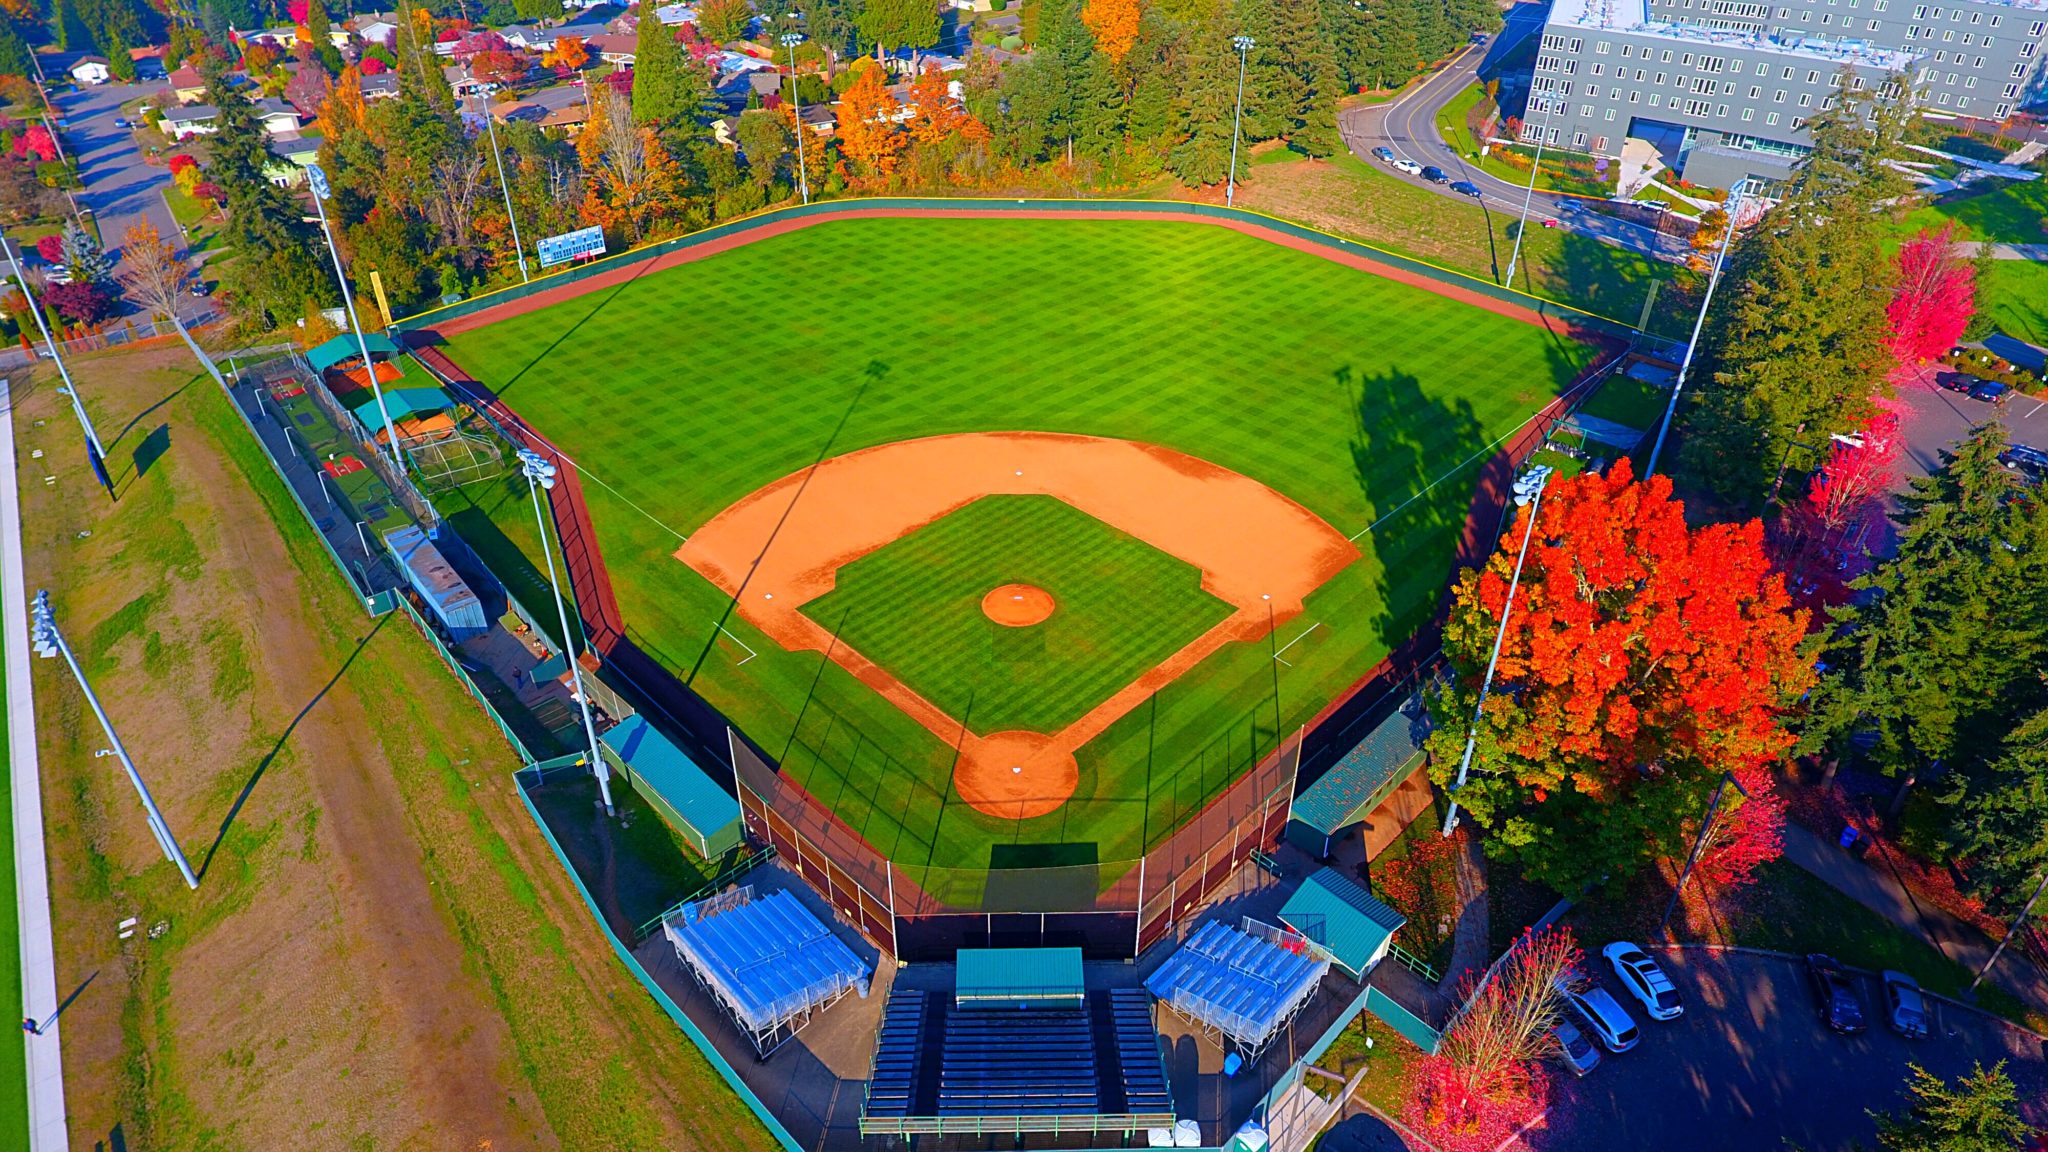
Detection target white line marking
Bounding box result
[1272,622,1322,667]
[714,623,757,666]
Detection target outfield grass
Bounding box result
[803,495,1234,735]
[1577,374,1668,430]
[442,215,1596,871]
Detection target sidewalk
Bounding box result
[1780,821,2048,1021]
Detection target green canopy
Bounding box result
[345,387,451,435]
[307,332,404,376]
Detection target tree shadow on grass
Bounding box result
[1529,228,1695,339]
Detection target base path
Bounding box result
[677,431,1360,819]
[0,378,67,1151]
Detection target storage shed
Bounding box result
[600,715,742,859]
[1277,868,1407,981]
[383,525,487,639]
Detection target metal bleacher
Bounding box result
[863,990,929,1121]
[938,1004,1099,1117]
[1106,989,1173,1117]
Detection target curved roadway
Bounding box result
[1339,15,1693,267]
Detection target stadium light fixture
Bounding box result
[1644,179,1751,478]
[1,235,112,498]
[471,73,531,283]
[31,591,199,889]
[305,163,405,480]
[517,447,616,817]
[1441,464,1550,837]
[781,25,810,205]
[1227,36,1255,208]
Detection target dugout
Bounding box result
[1276,867,1406,981]
[601,715,742,859]
[306,332,404,376]
[1286,696,1431,860]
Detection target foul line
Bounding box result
[714,622,758,666]
[570,459,691,544]
[1271,622,1322,668]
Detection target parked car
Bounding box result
[1882,970,1929,1039]
[2000,444,2048,485]
[1565,986,1640,1053]
[112,116,130,128]
[1552,1018,1602,1076]
[1936,371,1981,395]
[1450,180,1482,198]
[1541,216,1561,228]
[188,280,211,298]
[1603,942,1684,1021]
[1392,158,1424,175]
[1806,954,1867,1035]
[1970,379,2012,404]
[1372,146,1396,163]
[1420,165,1450,184]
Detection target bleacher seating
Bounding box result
[1108,989,1173,1116]
[863,990,928,1119]
[938,1005,1099,1117]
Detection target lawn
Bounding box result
[1433,85,1616,197]
[804,495,1234,735]
[437,214,1597,871]
[1977,257,2048,346]
[1900,178,2048,245]
[1577,373,1668,430]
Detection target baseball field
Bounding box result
[432,211,1599,880]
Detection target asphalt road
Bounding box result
[1517,949,2048,1152]
[55,76,183,268]
[1338,10,1693,268]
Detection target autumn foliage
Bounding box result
[1428,459,1813,891]
[1082,0,1143,64]
[1888,224,1977,367]
[836,65,904,180]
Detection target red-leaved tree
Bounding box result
[13,123,55,164]
[1805,406,1902,540]
[1407,927,1582,1152]
[1694,762,1786,888]
[1888,223,1976,368]
[1426,459,1815,894]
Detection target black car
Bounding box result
[1421,165,1450,184]
[1450,180,1482,198]
[1970,379,2011,404]
[1372,145,1396,163]
[1999,444,2048,485]
[1806,954,1867,1035]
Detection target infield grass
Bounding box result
[440,214,1596,872]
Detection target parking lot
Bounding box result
[1514,947,2048,1151]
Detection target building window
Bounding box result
[1657,71,1667,82]
[1749,84,1762,96]
[1593,135,1609,151]
[1868,20,1879,30]
[1592,62,1604,75]
[1874,0,1886,9]
[1596,40,1611,52]
[1939,91,1952,103]
[1775,89,1787,101]
[1606,108,1616,119]
[1742,107,1755,120]
[1662,49,1673,61]
[2004,82,2021,97]
[1911,2,1923,14]
[1630,90,1641,102]
[1793,116,1806,128]
[1682,52,1693,64]
[1782,66,1794,78]
[1767,110,1781,124]
[1651,92,1663,105]
[1799,92,1812,105]
[1995,102,2011,117]
[1573,130,1587,145]
[1637,69,1646,79]
[1569,37,1584,50]
[1966,76,1976,88]
[1942,29,1953,40]
[1756,62,1767,74]
[1719,104,1729,115]
[1582,104,1594,116]
[1958,96,1969,108]
[1806,70,1820,82]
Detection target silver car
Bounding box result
[1552,1017,1602,1076]
[1567,986,1641,1053]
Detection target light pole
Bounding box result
[518,448,615,817]
[471,74,530,283]
[31,591,199,889]
[1644,180,1749,478]
[1968,868,2048,995]
[1658,769,1749,937]
[2,236,111,497]
[1502,88,1559,291]
[781,27,810,205]
[305,162,404,479]
[1226,35,1254,208]
[1442,465,1551,836]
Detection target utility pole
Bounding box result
[1643,181,1749,478]
[2,235,112,497]
[1443,466,1551,836]
[1968,869,2048,995]
[1501,90,1559,291]
[1658,770,1748,937]
[518,448,615,817]
[305,163,404,479]
[471,73,530,283]
[782,23,811,205]
[1226,36,1254,208]
[31,592,199,889]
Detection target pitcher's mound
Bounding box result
[982,583,1055,627]
[956,731,1080,818]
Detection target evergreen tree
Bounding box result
[798,0,865,58]
[1125,64,1173,172]
[59,219,113,285]
[855,0,940,57]
[1873,1063,2031,1152]
[1806,423,2048,780]
[50,0,92,53]
[633,11,690,125]
[305,0,332,56]
[0,25,35,79]
[1169,19,1239,187]
[1954,709,2048,917]
[108,32,138,83]
[393,0,453,108]
[1070,51,1125,160]
[204,69,333,328]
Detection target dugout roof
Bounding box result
[307,332,404,375]
[341,387,452,436]
[600,715,741,859]
[1278,868,1406,981]
[1289,698,1430,851]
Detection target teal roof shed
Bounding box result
[1287,700,1429,856]
[600,716,741,860]
[1278,868,1406,980]
[954,946,1084,1009]
[306,331,404,375]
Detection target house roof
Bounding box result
[251,97,299,117]
[129,45,166,59]
[359,73,400,97]
[1277,868,1407,979]
[585,32,636,57]
[169,66,205,88]
[161,104,220,122]
[70,56,110,68]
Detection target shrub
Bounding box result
[990,0,1007,9]
[43,279,117,325]
[167,152,197,175]
[33,234,61,263]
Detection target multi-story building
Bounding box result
[1525,0,2048,189]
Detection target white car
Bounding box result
[1392,158,1424,176]
[1566,986,1640,1053]
[1603,941,1684,1021]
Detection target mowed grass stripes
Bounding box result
[803,496,1233,735]
[443,216,1594,869]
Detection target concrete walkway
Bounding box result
[1959,241,2048,260]
[1781,822,2048,1021]
[1,377,68,1150]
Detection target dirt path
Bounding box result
[677,431,1359,818]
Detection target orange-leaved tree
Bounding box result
[905,64,963,146]
[1424,458,1814,894]
[835,63,904,180]
[1081,0,1142,65]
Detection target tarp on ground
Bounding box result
[1277,868,1406,980]
[666,887,871,1036]
[600,715,741,858]
[307,331,404,375]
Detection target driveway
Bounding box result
[53,77,182,267]
[1515,948,2048,1151]
[1338,8,1692,267]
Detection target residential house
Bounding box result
[68,56,112,85]
[161,104,220,139]
[264,131,324,186]
[168,66,208,104]
[586,32,637,65]
[653,3,698,23]
[251,97,304,136]
[359,72,402,100]
[351,13,400,45]
[130,45,168,82]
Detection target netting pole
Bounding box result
[1134,857,1147,955]
[885,859,900,959]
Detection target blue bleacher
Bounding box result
[1144,920,1329,1056]
[1107,989,1173,1116]
[863,990,929,1119]
[938,1005,1099,1116]
[665,888,871,1046]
